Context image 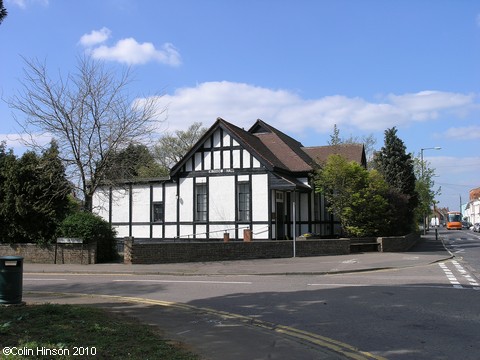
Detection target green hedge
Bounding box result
[59,212,117,263]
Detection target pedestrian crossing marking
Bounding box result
[439,261,480,290]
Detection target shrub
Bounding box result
[59,212,117,262]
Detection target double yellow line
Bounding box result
[27,291,386,360]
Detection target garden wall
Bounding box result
[0,243,97,264]
[124,238,350,264]
[377,233,420,252]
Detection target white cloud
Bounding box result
[441,126,480,140]
[79,27,111,47]
[387,91,474,121]
[144,82,476,135]
[430,156,480,177]
[80,29,181,66]
[153,81,301,132]
[0,133,51,152]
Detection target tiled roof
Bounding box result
[219,119,287,170]
[302,144,366,166]
[247,120,366,172]
[254,132,312,172]
[171,117,366,176]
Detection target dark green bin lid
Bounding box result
[0,256,24,260]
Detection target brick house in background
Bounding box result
[92,118,366,240]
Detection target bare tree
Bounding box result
[329,124,377,165]
[9,56,165,210]
[154,122,207,170]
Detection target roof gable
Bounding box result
[169,118,284,176]
[170,118,367,177]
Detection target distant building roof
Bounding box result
[470,187,480,201]
[302,144,367,167]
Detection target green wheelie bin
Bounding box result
[0,256,24,305]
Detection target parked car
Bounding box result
[473,223,480,232]
[462,221,472,229]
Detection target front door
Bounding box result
[276,201,285,240]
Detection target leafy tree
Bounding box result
[314,154,390,237]
[343,170,391,237]
[9,56,163,210]
[0,0,7,25]
[0,141,71,244]
[103,143,167,180]
[373,127,418,232]
[154,122,207,170]
[59,211,117,262]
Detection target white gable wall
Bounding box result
[111,189,129,223]
[132,186,150,223]
[92,188,110,221]
[209,176,235,221]
[179,177,194,222]
[252,174,268,222]
[164,183,177,223]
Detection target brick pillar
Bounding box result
[124,237,134,264]
[243,228,252,242]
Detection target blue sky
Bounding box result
[1,0,479,211]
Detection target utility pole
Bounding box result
[460,195,462,217]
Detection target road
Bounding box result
[24,230,480,360]
[442,227,480,279]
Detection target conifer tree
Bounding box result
[374,127,418,232]
[0,0,7,25]
[0,141,71,243]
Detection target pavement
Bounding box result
[22,233,452,360]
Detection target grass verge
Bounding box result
[0,303,200,359]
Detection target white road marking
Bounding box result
[452,260,480,287]
[341,259,358,264]
[24,278,66,281]
[112,279,252,284]
[439,262,463,288]
[439,262,480,290]
[307,283,470,290]
[307,283,366,287]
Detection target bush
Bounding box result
[59,211,117,263]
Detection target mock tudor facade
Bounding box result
[92,118,366,240]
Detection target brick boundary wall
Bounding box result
[0,232,418,265]
[124,238,350,264]
[377,233,420,252]
[0,243,97,264]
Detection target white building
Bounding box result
[92,118,366,240]
[464,187,480,225]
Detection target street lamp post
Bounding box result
[421,147,441,235]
